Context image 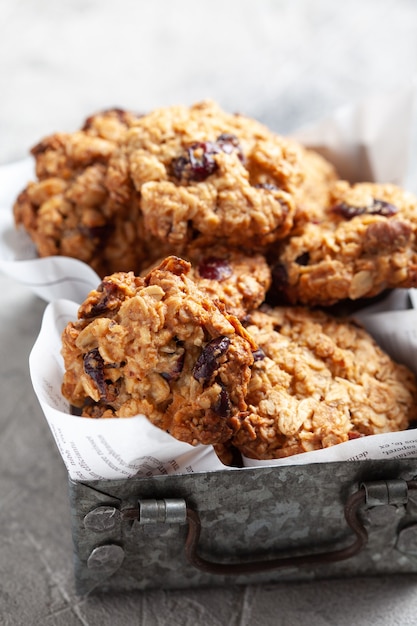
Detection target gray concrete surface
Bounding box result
[2,1,417,624]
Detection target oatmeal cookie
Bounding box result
[270,181,417,306]
[187,246,271,319]
[107,100,336,251]
[61,256,257,446]
[291,147,338,228]
[13,108,151,277]
[14,101,336,275]
[232,306,417,460]
[142,245,271,320]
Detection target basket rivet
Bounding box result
[84,506,120,532]
[87,544,125,571]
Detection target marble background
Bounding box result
[2,0,417,624]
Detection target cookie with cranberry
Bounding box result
[108,100,335,251]
[187,246,271,319]
[61,256,257,447]
[270,181,417,306]
[232,306,417,460]
[142,246,271,320]
[13,108,151,277]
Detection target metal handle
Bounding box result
[184,489,368,575]
[83,479,417,578]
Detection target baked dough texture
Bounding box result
[61,264,417,460]
[271,181,417,305]
[232,306,417,459]
[141,245,272,320]
[15,101,417,461]
[13,101,336,275]
[61,257,256,446]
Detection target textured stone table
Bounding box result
[2,1,417,624]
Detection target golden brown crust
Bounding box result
[16,102,417,462]
[232,306,417,460]
[270,181,417,306]
[109,100,314,250]
[61,257,256,446]
[14,101,337,278]
[142,245,272,320]
[13,109,148,276]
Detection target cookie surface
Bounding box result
[61,257,256,446]
[142,245,272,320]
[13,108,151,277]
[14,101,336,277]
[108,100,335,251]
[232,306,417,459]
[270,181,417,306]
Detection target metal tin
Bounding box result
[69,458,417,594]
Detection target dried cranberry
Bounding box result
[83,348,120,401]
[84,280,121,317]
[198,257,233,281]
[193,336,231,384]
[213,381,231,417]
[171,141,219,182]
[348,431,364,440]
[160,352,185,382]
[171,134,244,182]
[83,348,107,399]
[332,199,398,220]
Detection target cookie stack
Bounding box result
[14,101,417,463]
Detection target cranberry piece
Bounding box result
[198,256,233,281]
[83,348,121,401]
[332,198,398,220]
[172,141,219,182]
[160,352,185,382]
[193,336,231,384]
[171,134,244,182]
[213,381,231,417]
[83,348,107,399]
[348,431,365,440]
[84,280,121,318]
